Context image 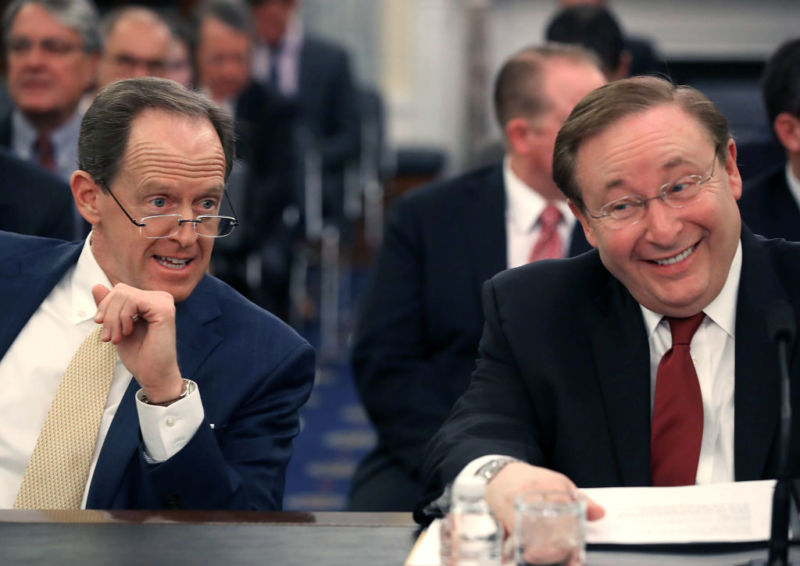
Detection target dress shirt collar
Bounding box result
[640,239,742,339]
[282,15,303,55]
[784,163,800,211]
[70,233,113,325]
[11,107,82,181]
[503,157,574,233]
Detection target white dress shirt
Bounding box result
[460,241,743,486]
[11,108,81,184]
[251,16,303,97]
[0,236,203,508]
[503,158,576,268]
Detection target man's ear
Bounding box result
[774,112,800,153]
[568,199,597,249]
[504,117,534,156]
[71,170,102,225]
[723,138,743,201]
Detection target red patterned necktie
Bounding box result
[34,135,55,172]
[651,312,705,486]
[528,204,563,262]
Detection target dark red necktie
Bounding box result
[651,312,705,486]
[34,135,55,172]
[528,204,563,262]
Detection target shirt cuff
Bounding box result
[456,454,515,485]
[135,379,204,463]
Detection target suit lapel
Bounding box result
[734,229,785,480]
[0,240,82,357]
[589,273,652,485]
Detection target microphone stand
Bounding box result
[748,305,798,565]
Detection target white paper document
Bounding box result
[405,480,778,566]
[583,479,775,544]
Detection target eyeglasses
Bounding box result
[101,182,239,239]
[111,53,167,75]
[7,37,83,57]
[588,151,719,229]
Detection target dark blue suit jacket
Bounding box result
[349,164,590,510]
[739,164,800,241]
[0,232,315,510]
[0,148,74,240]
[416,227,800,522]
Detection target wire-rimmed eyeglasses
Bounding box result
[588,150,719,229]
[99,180,239,239]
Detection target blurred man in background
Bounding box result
[349,43,605,511]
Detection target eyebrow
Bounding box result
[602,156,690,192]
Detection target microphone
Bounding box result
[750,301,797,565]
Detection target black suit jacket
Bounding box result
[416,227,800,522]
[350,164,590,509]
[0,148,74,239]
[296,35,360,170]
[738,164,800,241]
[233,81,299,242]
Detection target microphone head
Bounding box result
[766,301,797,344]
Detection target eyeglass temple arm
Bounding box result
[101,181,146,228]
[223,190,240,225]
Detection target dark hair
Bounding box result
[197,0,253,36]
[553,76,731,211]
[493,42,601,129]
[545,5,624,78]
[78,77,235,187]
[3,0,101,53]
[761,38,800,127]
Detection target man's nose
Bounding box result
[642,197,682,245]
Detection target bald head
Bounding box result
[97,6,171,88]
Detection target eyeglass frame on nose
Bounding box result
[6,36,85,57]
[97,179,239,239]
[586,148,720,229]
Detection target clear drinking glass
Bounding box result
[513,490,586,566]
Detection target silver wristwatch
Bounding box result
[475,457,519,484]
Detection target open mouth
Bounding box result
[154,255,192,270]
[652,244,696,266]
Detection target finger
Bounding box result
[120,305,140,337]
[92,284,111,322]
[585,496,605,521]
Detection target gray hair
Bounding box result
[78,77,236,187]
[197,0,254,37]
[100,5,170,43]
[3,0,101,53]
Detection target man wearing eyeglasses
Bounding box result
[1,0,100,183]
[0,77,315,510]
[416,76,800,534]
[95,6,172,90]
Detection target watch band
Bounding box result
[474,457,519,484]
[141,379,192,407]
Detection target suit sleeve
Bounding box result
[415,277,543,520]
[352,198,473,480]
[136,337,315,510]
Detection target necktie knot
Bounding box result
[34,135,55,172]
[538,204,562,231]
[666,312,705,346]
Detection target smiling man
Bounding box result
[0,77,314,510]
[416,76,800,534]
